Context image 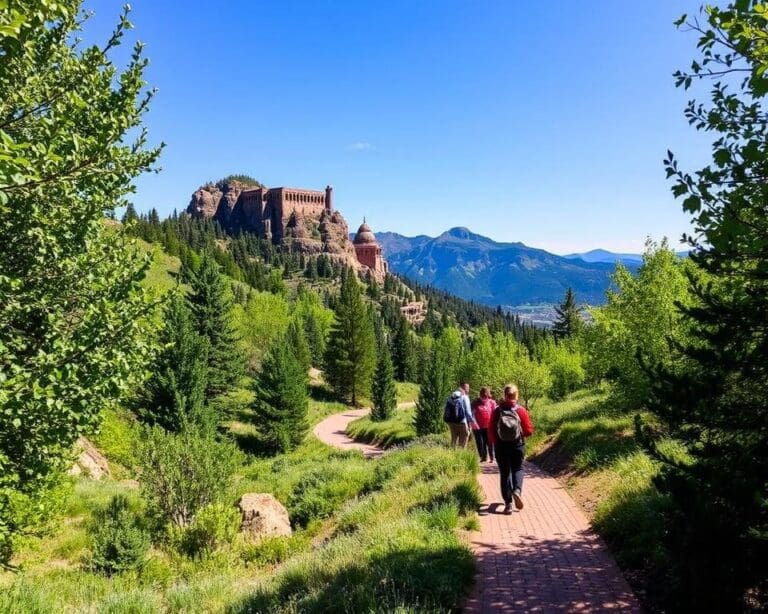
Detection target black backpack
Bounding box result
[496,405,523,444]
[443,395,464,423]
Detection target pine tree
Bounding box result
[636,6,768,611]
[122,202,139,225]
[139,296,210,432]
[252,335,309,454]
[371,344,397,422]
[187,252,243,400]
[552,288,581,341]
[303,309,326,365]
[413,343,452,436]
[324,273,377,405]
[286,317,312,373]
[391,316,416,382]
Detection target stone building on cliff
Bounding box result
[187,179,389,281]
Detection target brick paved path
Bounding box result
[314,409,641,613]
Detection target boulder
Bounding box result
[236,493,292,542]
[69,437,110,480]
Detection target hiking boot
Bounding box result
[503,502,512,515]
[513,490,524,510]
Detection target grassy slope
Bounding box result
[1,236,479,614]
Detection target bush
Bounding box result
[541,341,586,400]
[137,426,241,528]
[170,502,241,558]
[88,495,150,575]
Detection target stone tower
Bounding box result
[353,219,388,280]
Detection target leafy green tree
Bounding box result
[252,335,309,453]
[552,288,582,341]
[391,316,417,382]
[138,296,209,432]
[187,252,243,400]
[138,426,241,528]
[584,240,693,408]
[638,5,768,610]
[371,344,397,422]
[324,274,377,405]
[232,289,290,371]
[0,4,161,562]
[540,340,585,400]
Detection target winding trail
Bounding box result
[313,408,641,613]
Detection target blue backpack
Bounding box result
[443,395,464,424]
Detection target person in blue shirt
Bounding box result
[446,382,477,448]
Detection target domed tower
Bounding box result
[353,218,388,277]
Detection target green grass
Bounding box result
[526,386,682,602]
[2,404,479,613]
[347,406,417,448]
[395,381,420,405]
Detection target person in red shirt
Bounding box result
[471,386,497,462]
[488,384,534,514]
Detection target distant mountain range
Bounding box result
[374,227,641,307]
[563,249,644,264]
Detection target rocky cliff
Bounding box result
[187,179,360,266]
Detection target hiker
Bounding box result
[488,384,534,514]
[444,382,476,448]
[471,386,497,462]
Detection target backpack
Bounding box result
[496,405,523,443]
[443,395,464,424]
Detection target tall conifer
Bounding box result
[187,252,243,400]
[552,288,581,341]
[139,296,210,432]
[252,335,308,453]
[324,273,377,405]
[371,344,397,422]
[391,316,416,382]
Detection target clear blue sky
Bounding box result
[89,1,709,254]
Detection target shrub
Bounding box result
[171,502,240,558]
[137,426,241,528]
[88,495,150,575]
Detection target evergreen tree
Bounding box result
[303,309,326,365]
[121,202,139,225]
[138,296,210,432]
[286,317,312,373]
[391,316,416,382]
[552,287,582,341]
[187,252,243,400]
[324,273,377,405]
[371,344,397,422]
[638,6,768,611]
[413,343,452,437]
[252,335,309,454]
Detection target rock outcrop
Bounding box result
[69,437,110,480]
[187,179,365,272]
[236,493,292,542]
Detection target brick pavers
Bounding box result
[464,462,641,613]
[314,410,642,613]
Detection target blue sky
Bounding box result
[89,1,709,253]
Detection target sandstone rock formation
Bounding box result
[69,437,110,480]
[236,493,292,542]
[187,178,388,281]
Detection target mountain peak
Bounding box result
[440,227,485,241]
